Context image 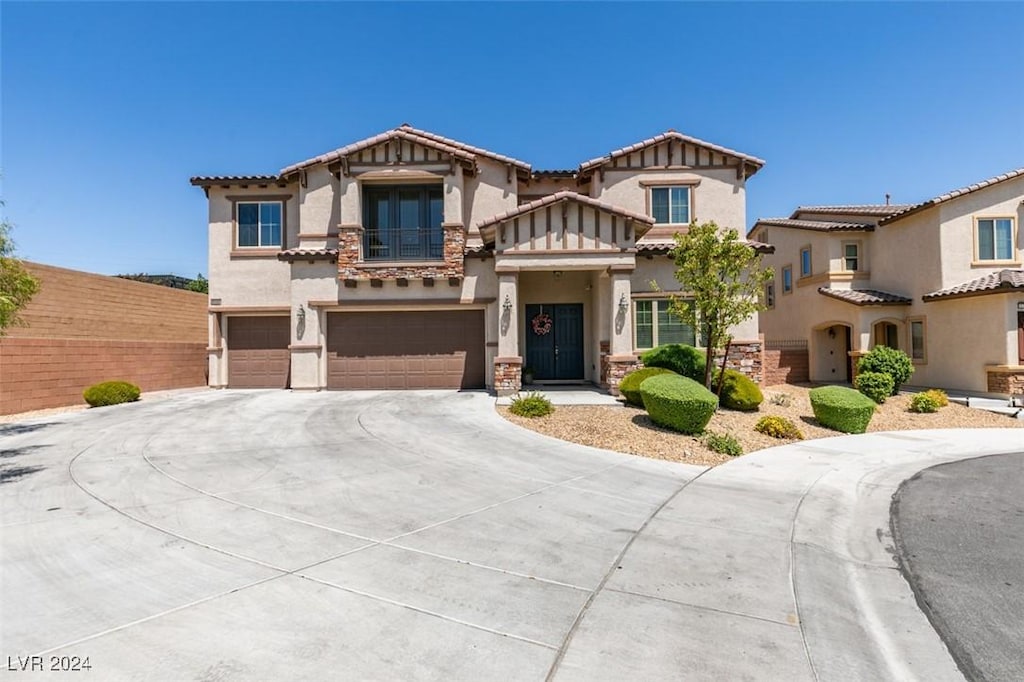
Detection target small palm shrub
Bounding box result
[909,393,941,413]
[855,371,895,404]
[809,385,876,434]
[640,344,706,382]
[639,374,718,435]
[619,367,676,407]
[920,389,949,407]
[755,415,804,440]
[83,380,141,407]
[509,392,554,418]
[703,431,743,457]
[857,346,914,395]
[716,369,763,411]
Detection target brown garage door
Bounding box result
[327,310,485,390]
[227,316,290,388]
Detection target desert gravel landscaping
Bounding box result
[499,385,1024,467]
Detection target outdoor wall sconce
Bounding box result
[618,293,629,310]
[296,305,306,340]
[502,294,513,312]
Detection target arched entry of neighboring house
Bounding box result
[811,322,853,383]
[873,320,900,349]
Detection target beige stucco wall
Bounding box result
[465,158,519,238]
[593,168,747,233]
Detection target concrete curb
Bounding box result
[708,429,1023,680]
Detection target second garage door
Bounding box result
[327,310,485,390]
[227,316,290,388]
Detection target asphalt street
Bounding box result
[893,452,1024,682]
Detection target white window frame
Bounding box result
[649,186,692,225]
[974,216,1017,263]
[842,241,861,272]
[236,200,284,249]
[633,298,697,350]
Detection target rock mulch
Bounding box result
[498,385,1023,467]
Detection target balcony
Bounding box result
[363,227,444,262]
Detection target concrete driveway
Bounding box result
[1,390,703,680]
[3,390,1021,681]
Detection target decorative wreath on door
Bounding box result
[531,312,553,336]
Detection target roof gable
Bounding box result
[879,168,1024,226]
[753,218,875,233]
[578,130,765,180]
[790,204,913,219]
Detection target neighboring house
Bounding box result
[191,124,768,395]
[750,168,1024,397]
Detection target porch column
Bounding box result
[606,268,638,395]
[494,272,522,395]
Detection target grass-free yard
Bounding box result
[499,384,1023,467]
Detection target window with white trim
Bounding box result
[976,218,1015,261]
[843,242,860,271]
[634,299,696,349]
[650,187,691,224]
[237,201,283,248]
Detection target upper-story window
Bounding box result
[843,242,860,271]
[363,185,444,261]
[765,280,776,309]
[976,217,1015,261]
[650,186,691,224]
[800,246,812,277]
[782,265,793,293]
[237,201,282,248]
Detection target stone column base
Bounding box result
[494,356,523,396]
[605,355,640,396]
[986,365,1024,399]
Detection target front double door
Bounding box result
[525,304,584,381]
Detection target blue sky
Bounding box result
[3,2,1022,277]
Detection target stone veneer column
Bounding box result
[494,272,522,395]
[606,269,638,395]
[337,224,363,279]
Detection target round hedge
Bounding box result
[619,367,676,406]
[639,344,706,382]
[854,371,894,404]
[83,380,141,407]
[639,374,718,435]
[717,369,763,411]
[809,385,876,434]
[857,346,914,394]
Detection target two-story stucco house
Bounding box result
[191,124,767,395]
[750,168,1024,397]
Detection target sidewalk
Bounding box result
[558,428,1024,681]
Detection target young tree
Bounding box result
[0,208,41,334]
[186,273,209,294]
[667,221,773,389]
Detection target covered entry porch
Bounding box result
[476,191,655,396]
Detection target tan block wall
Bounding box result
[8,262,207,342]
[1,263,208,414]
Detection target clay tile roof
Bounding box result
[532,169,579,179]
[879,168,1024,225]
[922,269,1024,302]
[276,248,339,262]
[635,239,774,255]
[189,174,283,186]
[578,130,765,175]
[818,288,912,306]
[475,190,655,231]
[280,128,477,176]
[397,124,531,171]
[790,204,914,218]
[754,218,875,232]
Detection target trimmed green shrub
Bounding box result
[809,385,876,434]
[640,344,706,382]
[509,392,554,418]
[921,388,949,407]
[755,415,804,440]
[909,393,941,413]
[619,367,677,406]
[704,431,743,457]
[857,346,914,394]
[639,374,718,435]
[717,369,763,411]
[855,371,895,404]
[83,380,141,407]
